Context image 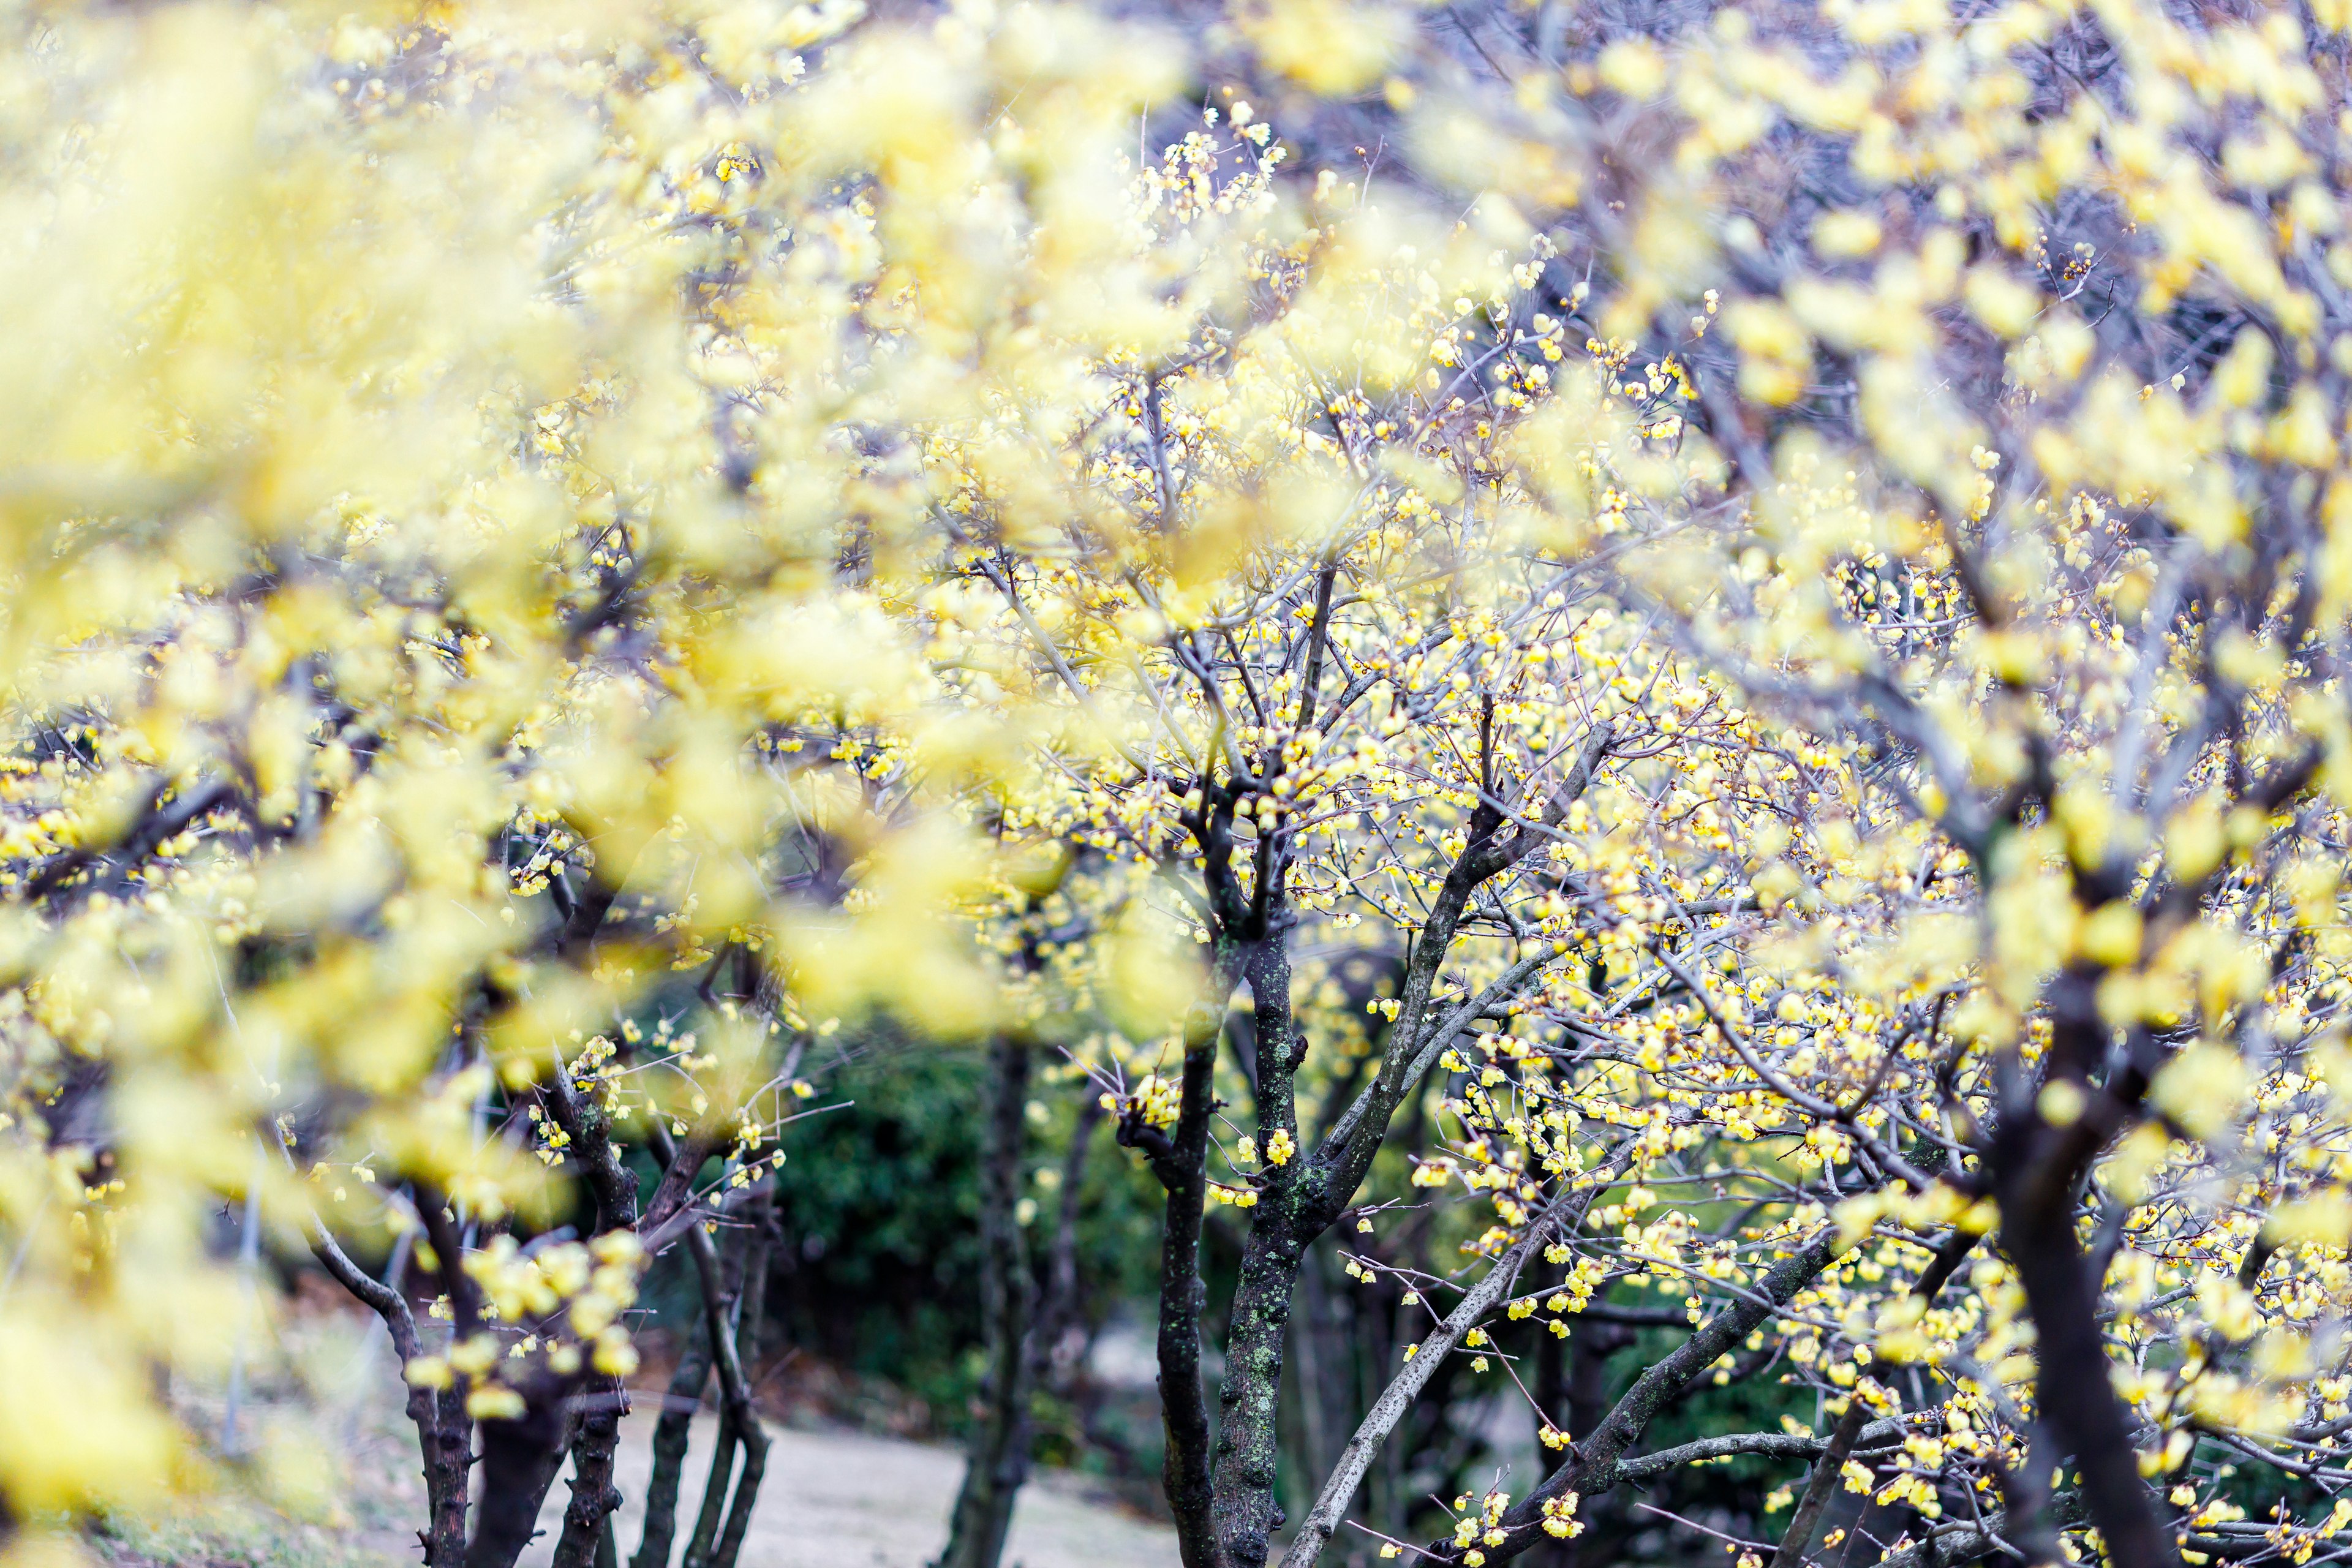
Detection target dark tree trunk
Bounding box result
[1989,976,2180,1568]
[1199,726,1616,1568]
[710,1420,767,1568]
[533,1053,644,1568]
[546,1054,644,1568]
[426,1387,473,1567]
[1211,1219,1305,1566]
[1207,926,1311,1568]
[680,1423,738,1568]
[940,1037,1038,1568]
[467,1404,576,1568]
[1123,954,1241,1568]
[940,1042,1109,1568]
[680,1219,751,1568]
[2001,1196,2176,1568]
[681,1185,773,1568]
[637,1120,777,1568]
[632,1317,714,1568]
[554,1378,629,1568]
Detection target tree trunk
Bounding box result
[1210,1214,1305,1568]
[545,1048,646,1568]
[426,1387,473,1567]
[1991,981,2179,1568]
[712,1188,777,1568]
[940,1037,1036,1568]
[937,1046,1110,1568]
[467,1403,576,1568]
[631,1315,714,1568]
[2000,1196,2177,1568]
[553,1377,629,1568]
[680,1222,751,1568]
[1125,970,1237,1568]
[680,1422,738,1568]
[1207,929,1312,1568]
[675,1187,773,1568]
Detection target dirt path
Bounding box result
[519,1412,1179,1568]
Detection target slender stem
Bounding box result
[674,1178,772,1568]
[1768,1398,1867,1568]
[309,1218,470,1567]
[1464,1229,1848,1565]
[1278,1156,1626,1568]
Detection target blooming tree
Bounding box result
[15,5,2352,1568]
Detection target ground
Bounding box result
[86,1300,1177,1568]
[519,1411,1179,1568]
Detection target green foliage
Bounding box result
[758,1047,1163,1430]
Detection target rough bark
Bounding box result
[1122,940,1245,1568]
[1155,1004,1227,1568]
[468,1404,576,1568]
[1208,937,1308,1568]
[554,1379,629,1568]
[631,1314,714,1568]
[427,1387,473,1565]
